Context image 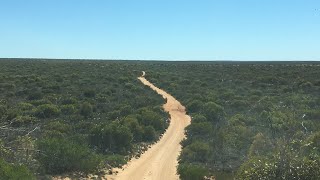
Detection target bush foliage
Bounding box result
[0,60,168,177]
[1,60,320,179]
[146,62,320,179]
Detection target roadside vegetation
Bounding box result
[1,59,320,179]
[0,59,168,178]
[147,62,320,179]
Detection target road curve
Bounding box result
[111,71,191,180]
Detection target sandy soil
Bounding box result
[106,71,191,180]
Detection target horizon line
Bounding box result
[1,57,320,62]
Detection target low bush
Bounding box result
[35,104,60,118]
[36,138,101,174]
[0,158,35,180]
[178,163,209,180]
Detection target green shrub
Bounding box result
[237,156,320,180]
[29,99,51,106]
[35,104,60,118]
[186,122,213,138]
[27,90,43,100]
[0,158,35,180]
[191,114,207,123]
[84,89,96,98]
[305,109,320,121]
[0,83,15,90]
[11,115,38,127]
[248,133,273,158]
[202,102,225,123]
[105,155,126,167]
[17,102,34,111]
[142,126,156,142]
[0,105,6,119]
[60,104,76,114]
[45,121,71,134]
[187,100,203,113]
[178,163,209,180]
[119,105,133,116]
[61,97,77,105]
[180,141,210,163]
[80,102,93,117]
[139,109,164,131]
[123,117,143,142]
[89,122,133,153]
[6,108,20,120]
[36,138,101,174]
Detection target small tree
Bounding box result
[180,141,210,163]
[123,117,143,142]
[80,102,93,117]
[248,133,273,158]
[191,114,207,123]
[187,100,203,113]
[202,102,225,124]
[142,126,156,142]
[139,109,164,131]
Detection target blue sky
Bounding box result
[0,0,319,60]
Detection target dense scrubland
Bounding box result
[1,59,320,180]
[0,60,168,179]
[146,62,320,180]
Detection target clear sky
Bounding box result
[0,0,319,60]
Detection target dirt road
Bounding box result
[110,71,191,180]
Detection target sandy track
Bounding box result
[54,71,190,180]
[108,71,191,180]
